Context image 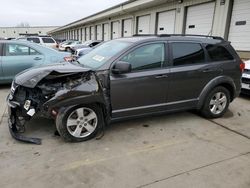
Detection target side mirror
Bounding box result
[112,61,131,74]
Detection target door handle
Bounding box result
[34,57,42,60]
[155,74,168,79]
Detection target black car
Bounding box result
[7,34,244,144]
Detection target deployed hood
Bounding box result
[244,60,250,70]
[15,62,91,88]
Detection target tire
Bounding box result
[200,86,230,119]
[56,104,104,142]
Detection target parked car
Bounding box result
[17,36,58,49]
[58,40,81,52]
[55,39,66,44]
[241,60,250,94]
[71,40,103,54]
[0,40,71,84]
[73,48,93,61]
[7,35,243,144]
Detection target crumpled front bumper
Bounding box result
[7,95,42,145]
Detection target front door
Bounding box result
[110,42,170,118]
[2,43,44,82]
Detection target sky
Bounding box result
[0,0,128,27]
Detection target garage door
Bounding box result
[85,27,90,40]
[228,0,250,51]
[81,28,85,41]
[157,10,176,34]
[123,19,133,37]
[137,15,150,34]
[90,26,95,40]
[185,2,215,35]
[103,23,109,41]
[112,21,120,39]
[96,25,102,40]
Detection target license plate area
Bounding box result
[242,83,250,89]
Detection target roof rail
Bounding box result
[158,34,225,40]
[133,34,224,40]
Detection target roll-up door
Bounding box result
[112,21,120,39]
[228,0,250,51]
[185,2,215,35]
[85,27,90,40]
[123,19,133,37]
[103,23,109,41]
[96,25,102,40]
[90,26,95,40]
[157,10,176,34]
[137,15,150,34]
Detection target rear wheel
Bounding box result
[56,104,104,142]
[200,86,230,118]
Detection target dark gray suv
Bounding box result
[7,35,244,144]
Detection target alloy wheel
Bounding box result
[66,107,98,138]
[209,92,227,115]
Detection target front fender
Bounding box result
[43,76,106,110]
[197,76,237,109]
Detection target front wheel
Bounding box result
[200,86,230,118]
[56,104,104,142]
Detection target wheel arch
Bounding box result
[197,76,236,109]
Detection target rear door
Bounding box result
[167,42,222,105]
[110,42,170,118]
[1,43,44,81]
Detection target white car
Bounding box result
[17,36,58,49]
[58,40,81,52]
[242,60,250,94]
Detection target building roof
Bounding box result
[48,0,173,34]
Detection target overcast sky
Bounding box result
[0,0,128,27]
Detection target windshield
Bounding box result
[77,40,131,69]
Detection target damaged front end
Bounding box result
[7,63,106,144]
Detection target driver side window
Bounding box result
[120,43,165,71]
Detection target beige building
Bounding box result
[0,26,58,38]
[48,0,250,58]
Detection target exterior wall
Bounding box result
[0,26,58,38]
[48,0,250,58]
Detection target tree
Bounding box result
[16,22,30,27]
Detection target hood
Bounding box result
[15,62,91,88]
[244,60,250,70]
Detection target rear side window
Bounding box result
[206,45,234,61]
[27,37,40,43]
[172,43,205,66]
[42,38,55,43]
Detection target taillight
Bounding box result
[64,56,73,62]
[240,60,245,73]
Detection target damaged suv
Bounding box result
[7,35,244,144]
